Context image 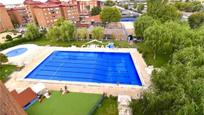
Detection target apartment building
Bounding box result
[77,0,100,16]
[0,81,27,115]
[24,0,80,28]
[61,2,79,22]
[24,0,42,23]
[7,7,29,27]
[33,4,62,28]
[0,3,14,32]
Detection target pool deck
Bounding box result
[5,46,151,99]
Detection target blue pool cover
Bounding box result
[25,51,142,86]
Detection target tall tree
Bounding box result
[104,0,115,6]
[91,26,104,39]
[134,15,159,38]
[91,7,101,16]
[46,19,76,41]
[100,7,121,24]
[137,4,144,13]
[147,0,180,22]
[76,28,88,40]
[24,23,40,40]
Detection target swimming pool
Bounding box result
[120,17,136,22]
[25,51,142,86]
[6,48,28,57]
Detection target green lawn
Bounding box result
[94,97,118,115]
[0,64,16,82]
[26,91,102,115]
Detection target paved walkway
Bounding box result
[5,46,151,99]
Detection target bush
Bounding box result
[0,38,28,51]
[188,12,204,28]
[175,2,202,12]
[5,35,13,41]
[0,53,8,66]
[137,4,145,13]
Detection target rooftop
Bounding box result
[11,88,37,107]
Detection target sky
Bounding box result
[0,0,53,5]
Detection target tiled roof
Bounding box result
[11,88,37,107]
[84,15,101,22]
[24,0,42,5]
[34,3,60,8]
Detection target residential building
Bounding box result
[0,81,27,115]
[61,2,80,23]
[24,0,42,23]
[33,4,62,28]
[7,7,29,27]
[77,0,100,16]
[24,0,80,28]
[0,3,14,32]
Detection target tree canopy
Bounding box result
[100,7,121,24]
[76,28,88,40]
[134,15,158,38]
[175,1,202,12]
[144,21,192,59]
[147,0,180,22]
[91,7,101,16]
[188,12,204,29]
[104,0,115,6]
[91,26,104,39]
[24,23,40,40]
[46,19,76,41]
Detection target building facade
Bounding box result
[7,7,29,27]
[77,0,99,16]
[24,0,80,28]
[0,81,27,115]
[0,3,14,32]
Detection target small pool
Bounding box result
[120,18,136,22]
[6,48,28,57]
[25,51,142,86]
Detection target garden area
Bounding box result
[26,91,118,115]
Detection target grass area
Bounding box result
[94,97,118,115]
[136,42,170,67]
[0,64,17,82]
[26,91,102,115]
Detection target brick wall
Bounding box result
[0,81,27,115]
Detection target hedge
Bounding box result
[0,38,28,51]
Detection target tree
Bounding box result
[172,47,204,67]
[100,7,121,24]
[133,3,137,9]
[134,15,158,38]
[137,4,144,13]
[0,53,8,66]
[147,0,180,22]
[104,0,115,6]
[144,21,192,59]
[188,12,204,28]
[175,2,202,12]
[123,4,128,9]
[91,7,101,16]
[6,35,12,41]
[24,23,40,40]
[76,28,88,40]
[46,19,76,41]
[91,26,104,39]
